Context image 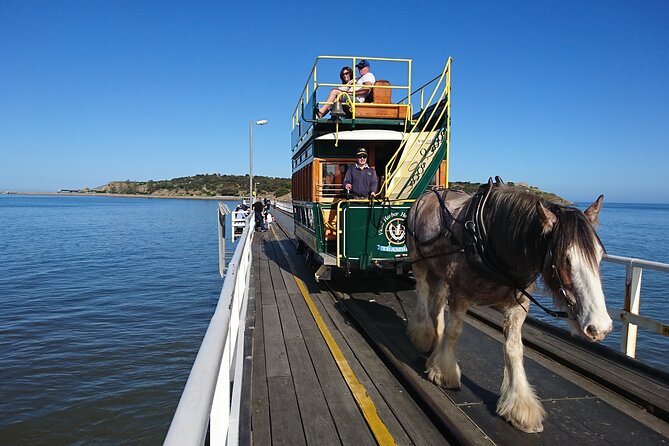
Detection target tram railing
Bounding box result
[164,212,255,446]
[602,254,669,359]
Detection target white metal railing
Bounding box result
[602,254,669,358]
[274,200,292,213]
[164,212,255,446]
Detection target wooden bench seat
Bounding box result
[352,80,408,119]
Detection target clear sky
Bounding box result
[2,1,668,203]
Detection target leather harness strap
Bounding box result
[410,179,569,319]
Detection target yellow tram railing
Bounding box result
[381,58,452,201]
[291,56,413,135]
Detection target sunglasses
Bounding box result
[342,72,351,76]
[357,155,367,159]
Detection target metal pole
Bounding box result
[248,120,268,203]
[249,121,253,202]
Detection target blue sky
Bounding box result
[1,1,668,203]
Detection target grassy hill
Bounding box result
[92,174,568,204]
[94,174,290,198]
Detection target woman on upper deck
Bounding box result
[316,61,376,118]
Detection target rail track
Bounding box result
[271,209,669,445]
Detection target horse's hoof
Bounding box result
[427,366,460,389]
[508,418,544,434]
[497,398,545,434]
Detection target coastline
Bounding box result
[2,191,249,201]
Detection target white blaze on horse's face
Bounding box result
[564,242,613,342]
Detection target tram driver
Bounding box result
[343,148,378,198]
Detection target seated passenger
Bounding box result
[343,148,378,198]
[317,61,376,117]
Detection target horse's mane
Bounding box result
[484,185,602,282]
[545,203,603,272]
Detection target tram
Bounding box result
[290,56,452,280]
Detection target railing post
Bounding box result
[621,264,643,358]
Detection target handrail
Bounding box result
[273,200,292,214]
[164,212,255,446]
[602,254,669,358]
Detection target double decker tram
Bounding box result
[290,56,452,280]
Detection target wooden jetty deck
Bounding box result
[243,209,669,445]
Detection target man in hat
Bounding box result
[353,59,376,102]
[343,148,378,198]
[316,59,376,117]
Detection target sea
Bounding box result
[0,195,667,445]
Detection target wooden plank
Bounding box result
[354,104,408,119]
[290,291,377,446]
[269,237,341,445]
[470,306,669,420]
[462,396,669,446]
[250,237,271,446]
[270,220,441,445]
[285,337,342,445]
[313,291,447,446]
[344,287,669,444]
[262,297,290,378]
[342,295,495,446]
[267,225,344,444]
[238,255,258,445]
[268,376,307,445]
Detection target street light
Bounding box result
[249,119,268,202]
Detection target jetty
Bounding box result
[164,205,669,445]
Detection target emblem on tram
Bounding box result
[384,217,406,245]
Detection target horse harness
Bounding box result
[410,177,569,319]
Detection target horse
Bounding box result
[405,179,612,433]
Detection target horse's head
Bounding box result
[537,195,612,342]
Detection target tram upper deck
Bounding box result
[291,56,453,203]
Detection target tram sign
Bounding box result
[342,204,411,267]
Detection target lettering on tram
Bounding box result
[290,56,452,280]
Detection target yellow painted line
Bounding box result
[293,275,397,446]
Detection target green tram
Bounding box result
[290,56,452,280]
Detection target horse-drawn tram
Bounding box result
[291,56,452,280]
[165,56,668,445]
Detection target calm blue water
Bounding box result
[0,196,667,445]
[0,195,239,445]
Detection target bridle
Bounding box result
[410,178,571,319]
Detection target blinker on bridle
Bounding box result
[513,246,569,319]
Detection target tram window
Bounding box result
[320,163,350,197]
[307,207,314,228]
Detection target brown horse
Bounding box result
[406,181,612,433]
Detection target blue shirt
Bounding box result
[343,164,378,197]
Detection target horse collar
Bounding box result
[462,178,569,319]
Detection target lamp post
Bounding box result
[249,119,268,202]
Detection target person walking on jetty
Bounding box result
[252,199,267,232]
